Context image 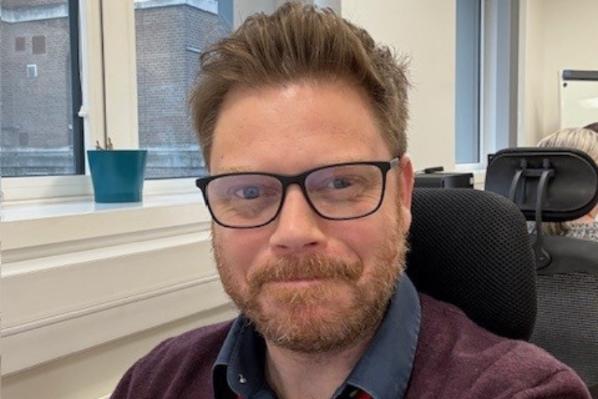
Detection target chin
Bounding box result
[257,281,355,321]
[261,278,353,305]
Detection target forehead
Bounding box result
[210,79,392,174]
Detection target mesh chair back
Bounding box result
[531,271,598,386]
[531,234,598,387]
[406,188,537,340]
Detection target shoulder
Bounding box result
[406,294,590,399]
[565,222,598,241]
[143,319,234,363]
[110,319,234,399]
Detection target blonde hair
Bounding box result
[189,2,409,168]
[584,122,598,133]
[537,127,598,235]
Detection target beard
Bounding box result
[213,211,408,354]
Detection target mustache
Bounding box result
[248,254,363,288]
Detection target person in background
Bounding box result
[536,127,598,241]
[110,3,591,398]
[584,122,598,133]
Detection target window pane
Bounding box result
[32,34,46,54]
[0,0,80,177]
[135,0,231,179]
[455,0,481,164]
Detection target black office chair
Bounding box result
[406,188,537,340]
[485,147,598,391]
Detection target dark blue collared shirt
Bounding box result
[213,273,421,399]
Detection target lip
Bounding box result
[267,278,327,287]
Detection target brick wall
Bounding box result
[0,17,3,176]
[136,5,229,177]
[1,16,72,149]
[1,1,74,176]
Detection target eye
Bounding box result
[329,177,353,189]
[233,186,262,200]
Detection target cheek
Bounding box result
[334,216,389,265]
[213,226,270,278]
[342,196,404,270]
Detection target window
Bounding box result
[0,0,333,201]
[455,0,481,164]
[0,0,83,178]
[15,36,25,52]
[455,0,520,166]
[32,35,46,54]
[26,64,38,78]
[134,0,231,178]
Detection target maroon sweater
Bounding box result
[111,294,590,399]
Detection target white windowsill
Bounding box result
[1,190,207,222]
[0,175,202,206]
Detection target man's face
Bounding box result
[209,79,414,353]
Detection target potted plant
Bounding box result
[87,138,148,203]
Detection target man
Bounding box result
[111,3,590,398]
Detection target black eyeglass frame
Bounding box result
[195,157,400,229]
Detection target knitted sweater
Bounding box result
[111,294,590,399]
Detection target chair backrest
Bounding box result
[485,147,598,388]
[531,265,598,387]
[406,188,537,341]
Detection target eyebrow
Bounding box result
[214,157,373,175]
[216,166,252,174]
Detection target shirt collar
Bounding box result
[213,273,421,399]
[214,317,271,398]
[343,273,421,399]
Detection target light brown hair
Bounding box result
[189,2,409,168]
[537,127,598,235]
[537,127,598,162]
[584,122,598,133]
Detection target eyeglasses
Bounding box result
[196,158,400,228]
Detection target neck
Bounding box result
[264,333,375,399]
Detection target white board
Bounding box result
[560,70,598,129]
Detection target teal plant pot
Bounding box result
[87,150,148,203]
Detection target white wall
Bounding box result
[3,306,236,399]
[518,0,544,146]
[519,0,598,145]
[343,0,457,171]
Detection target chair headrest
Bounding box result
[406,188,537,340]
[485,148,598,222]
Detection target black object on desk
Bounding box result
[414,166,474,188]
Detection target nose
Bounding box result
[269,185,327,255]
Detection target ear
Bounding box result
[397,154,414,229]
